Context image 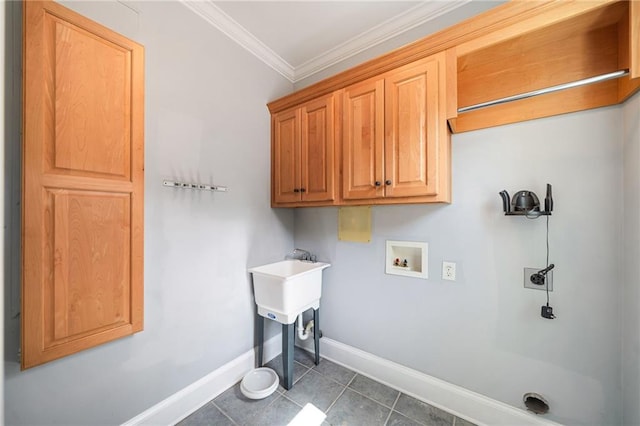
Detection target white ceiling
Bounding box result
[181,0,476,83]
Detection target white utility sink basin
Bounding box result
[249,260,330,324]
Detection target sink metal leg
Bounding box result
[256,314,264,367]
[313,308,320,365]
[282,322,295,390]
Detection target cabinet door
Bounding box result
[384,55,442,198]
[301,95,335,202]
[272,108,301,203]
[343,78,385,200]
[22,0,144,369]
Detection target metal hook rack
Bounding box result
[163,179,228,192]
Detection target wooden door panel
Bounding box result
[45,190,131,346]
[301,95,334,202]
[343,79,384,200]
[47,14,131,179]
[22,0,144,369]
[385,58,440,198]
[273,109,301,203]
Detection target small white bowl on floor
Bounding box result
[240,367,279,399]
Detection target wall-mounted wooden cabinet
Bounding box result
[342,53,450,204]
[267,0,639,208]
[449,0,640,133]
[272,94,336,206]
[22,0,144,369]
[271,52,452,208]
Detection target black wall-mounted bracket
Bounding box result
[504,210,551,217]
[499,183,553,217]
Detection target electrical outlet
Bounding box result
[524,267,553,291]
[442,261,456,281]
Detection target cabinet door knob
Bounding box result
[300,188,306,193]
[293,188,300,193]
[374,181,381,186]
[385,180,392,185]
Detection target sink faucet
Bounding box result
[286,248,316,262]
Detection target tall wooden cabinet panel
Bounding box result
[272,109,301,203]
[342,52,448,202]
[342,79,384,200]
[301,97,335,202]
[384,58,441,198]
[22,0,144,369]
[272,94,335,206]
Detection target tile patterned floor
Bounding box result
[178,348,477,426]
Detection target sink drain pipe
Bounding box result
[297,314,314,340]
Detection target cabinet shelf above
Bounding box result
[449,0,639,133]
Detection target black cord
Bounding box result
[545,214,550,306]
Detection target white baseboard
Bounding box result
[123,335,561,426]
[298,338,561,426]
[121,335,281,426]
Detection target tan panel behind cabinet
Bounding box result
[338,206,371,243]
[46,13,131,179]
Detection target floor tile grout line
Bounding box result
[295,363,312,383]
[310,363,356,388]
[323,372,356,415]
[305,350,461,421]
[293,365,330,386]
[272,353,358,414]
[312,368,405,416]
[390,392,401,412]
[327,371,445,426]
[244,392,291,425]
[391,399,434,426]
[280,391,306,409]
[282,367,351,415]
[210,400,241,426]
[346,386,398,410]
[382,409,393,425]
[345,372,357,387]
[383,392,402,426]
[344,375,400,410]
[318,362,458,425]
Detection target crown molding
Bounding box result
[181,0,469,84]
[295,0,470,82]
[180,0,296,82]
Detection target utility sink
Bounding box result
[249,260,330,324]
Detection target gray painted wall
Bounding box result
[4,0,639,424]
[4,1,294,424]
[623,92,640,425]
[294,106,625,425]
